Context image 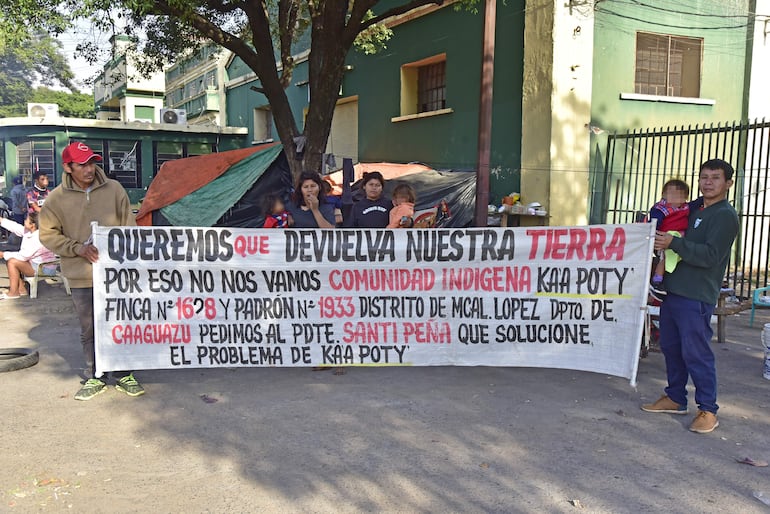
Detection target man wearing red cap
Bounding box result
[39,141,145,400]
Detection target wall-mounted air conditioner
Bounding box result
[27,103,60,119]
[160,108,187,124]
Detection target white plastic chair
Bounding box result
[23,258,72,299]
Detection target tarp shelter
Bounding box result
[369,168,476,228]
[326,162,477,228]
[136,143,291,227]
[136,143,476,228]
[323,162,435,195]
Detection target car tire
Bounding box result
[0,347,40,372]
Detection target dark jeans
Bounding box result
[71,287,131,382]
[659,293,718,414]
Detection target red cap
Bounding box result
[62,142,103,165]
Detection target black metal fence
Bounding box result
[592,120,770,300]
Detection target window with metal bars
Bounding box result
[417,61,446,113]
[635,32,702,98]
[16,139,55,186]
[153,142,183,176]
[81,140,143,189]
[152,141,217,176]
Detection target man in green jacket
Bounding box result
[39,142,145,401]
[641,159,739,433]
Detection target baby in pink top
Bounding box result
[387,183,416,228]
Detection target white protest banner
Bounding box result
[93,223,655,384]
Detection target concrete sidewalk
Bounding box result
[1,257,769,513]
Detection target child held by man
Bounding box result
[649,179,697,299]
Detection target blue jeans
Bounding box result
[659,293,718,414]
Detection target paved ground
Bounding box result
[1,241,769,513]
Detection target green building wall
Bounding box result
[587,0,751,223]
[590,1,750,151]
[1,123,246,203]
[226,2,525,203]
[226,60,311,138]
[346,2,525,201]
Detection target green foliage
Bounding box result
[353,11,393,55]
[0,87,95,118]
[454,0,482,15]
[0,32,77,116]
[124,19,202,78]
[32,88,96,118]
[1,0,455,176]
[0,72,30,117]
[0,0,70,46]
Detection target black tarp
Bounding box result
[348,169,477,228]
[150,149,476,228]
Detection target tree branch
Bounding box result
[359,0,444,30]
[203,0,244,13]
[344,0,378,43]
[277,0,300,87]
[149,0,255,60]
[237,0,276,65]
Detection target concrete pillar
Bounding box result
[521,0,594,226]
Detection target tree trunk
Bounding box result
[255,47,345,183]
[296,5,350,181]
[136,0,444,187]
[242,52,304,183]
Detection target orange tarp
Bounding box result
[323,162,433,195]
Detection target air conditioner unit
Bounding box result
[27,103,60,119]
[160,108,187,125]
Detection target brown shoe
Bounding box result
[689,410,719,433]
[641,395,688,414]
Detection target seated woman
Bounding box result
[286,171,345,373]
[286,171,336,228]
[0,212,57,299]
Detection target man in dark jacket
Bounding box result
[641,159,739,434]
[10,176,27,224]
